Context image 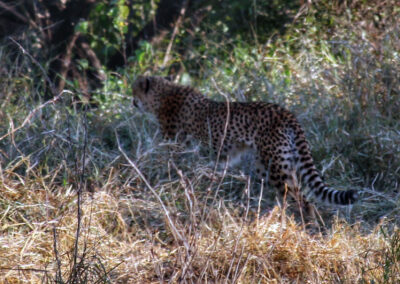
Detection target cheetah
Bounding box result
[132,76,358,216]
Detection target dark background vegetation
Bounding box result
[0,0,300,95]
[0,0,399,282]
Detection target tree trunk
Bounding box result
[44,0,97,97]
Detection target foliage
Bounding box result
[1,0,400,282]
[77,0,156,62]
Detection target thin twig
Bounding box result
[0,267,48,273]
[257,179,264,227]
[58,32,81,92]
[200,78,231,223]
[0,1,40,31]
[71,105,89,282]
[0,91,70,142]
[210,77,231,174]
[52,226,63,282]
[169,160,200,281]
[225,177,251,283]
[161,0,188,68]
[9,37,57,96]
[0,1,28,23]
[115,130,190,251]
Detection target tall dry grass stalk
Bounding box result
[0,155,399,282]
[1,1,399,282]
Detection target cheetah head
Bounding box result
[132,76,172,114]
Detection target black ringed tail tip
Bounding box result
[345,190,358,204]
[335,189,358,205]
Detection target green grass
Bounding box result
[0,0,399,282]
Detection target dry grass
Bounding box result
[1,1,400,282]
[0,156,399,283]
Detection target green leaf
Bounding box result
[119,4,129,20]
[75,21,89,34]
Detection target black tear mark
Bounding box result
[144,78,150,93]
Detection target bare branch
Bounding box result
[115,129,190,251]
[9,37,57,96]
[0,90,71,142]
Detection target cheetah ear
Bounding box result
[139,77,150,93]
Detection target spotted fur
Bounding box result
[132,76,357,209]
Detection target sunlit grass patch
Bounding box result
[1,164,399,282]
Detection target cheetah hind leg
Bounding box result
[268,164,319,228]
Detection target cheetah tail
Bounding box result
[294,134,358,205]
